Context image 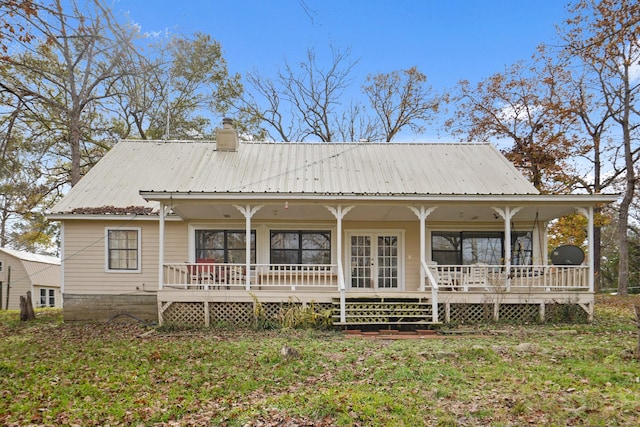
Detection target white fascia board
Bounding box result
[46,213,181,221]
[139,191,619,205]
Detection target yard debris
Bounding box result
[515,342,539,355]
[244,410,335,426]
[280,344,300,360]
[69,205,155,215]
[137,329,157,339]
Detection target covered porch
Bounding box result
[145,192,609,327]
[158,261,592,326]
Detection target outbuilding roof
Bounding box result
[0,247,61,287]
[51,140,539,214]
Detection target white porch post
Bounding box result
[408,206,437,292]
[409,206,437,323]
[158,202,166,290]
[234,204,263,291]
[577,207,595,293]
[492,206,522,289]
[326,205,354,324]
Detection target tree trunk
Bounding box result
[70,112,82,186]
[634,305,640,360]
[20,291,36,321]
[617,85,635,297]
[594,224,601,292]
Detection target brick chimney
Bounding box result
[216,118,239,151]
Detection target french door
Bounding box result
[348,233,400,290]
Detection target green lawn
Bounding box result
[1,296,640,426]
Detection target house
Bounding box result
[48,119,616,326]
[0,247,61,310]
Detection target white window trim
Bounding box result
[188,222,337,266]
[104,227,142,273]
[188,222,253,263]
[260,223,336,266]
[38,288,56,308]
[344,229,405,291]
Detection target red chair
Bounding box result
[188,258,217,287]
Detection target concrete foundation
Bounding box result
[63,293,158,323]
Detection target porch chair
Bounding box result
[426,261,456,291]
[187,258,217,288]
[228,265,246,287]
[464,263,489,291]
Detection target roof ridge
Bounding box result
[118,139,493,146]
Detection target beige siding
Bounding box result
[0,256,30,310]
[63,219,188,295]
[164,221,189,264]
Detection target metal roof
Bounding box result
[51,140,539,214]
[0,248,61,287]
[0,247,60,265]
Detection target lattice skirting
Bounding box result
[449,303,495,324]
[161,301,335,327]
[544,302,589,323]
[162,302,206,325]
[499,304,540,323]
[443,302,589,324]
[209,302,254,325]
[160,300,589,327]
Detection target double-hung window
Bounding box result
[106,228,140,272]
[195,230,256,263]
[270,230,331,266]
[39,288,55,307]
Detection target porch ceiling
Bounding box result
[169,200,580,224]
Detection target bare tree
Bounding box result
[363,66,441,142]
[110,32,243,140]
[241,46,361,142]
[1,0,139,186]
[562,0,640,295]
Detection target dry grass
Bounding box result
[0,297,639,426]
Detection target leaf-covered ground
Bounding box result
[1,296,640,426]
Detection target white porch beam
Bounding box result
[577,207,595,293]
[326,205,354,324]
[234,204,264,291]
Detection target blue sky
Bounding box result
[114,0,571,140]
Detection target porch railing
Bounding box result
[164,262,589,293]
[426,264,589,292]
[163,263,338,291]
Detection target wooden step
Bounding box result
[331,297,437,326]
